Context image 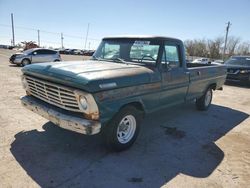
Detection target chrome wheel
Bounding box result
[205,89,212,106]
[117,115,136,144]
[22,59,30,66]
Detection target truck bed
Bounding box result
[185,63,226,101]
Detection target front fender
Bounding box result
[95,96,145,126]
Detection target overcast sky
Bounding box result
[0,0,249,49]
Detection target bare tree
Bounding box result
[236,42,250,55]
[21,41,39,50]
[207,37,224,59]
[226,36,241,57]
[185,36,248,59]
[193,39,207,57]
[184,40,195,56]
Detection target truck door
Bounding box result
[160,42,189,107]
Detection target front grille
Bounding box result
[10,54,16,61]
[227,68,239,74]
[25,75,81,112]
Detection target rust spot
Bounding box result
[95,82,161,102]
[84,112,99,121]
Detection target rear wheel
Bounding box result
[196,87,213,111]
[21,59,30,66]
[102,106,142,151]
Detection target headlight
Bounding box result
[79,96,88,110]
[240,70,250,74]
[21,76,28,89]
[75,90,99,120]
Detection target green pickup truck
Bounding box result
[20,36,227,151]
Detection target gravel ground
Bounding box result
[0,49,250,188]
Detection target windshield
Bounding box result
[225,57,250,66]
[23,49,35,55]
[92,39,161,66]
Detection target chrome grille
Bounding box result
[25,75,81,112]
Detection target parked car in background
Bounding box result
[9,48,61,66]
[212,59,224,65]
[57,48,68,54]
[225,56,250,85]
[83,50,95,56]
[192,58,211,64]
[63,49,72,54]
[0,45,14,49]
[56,48,66,54]
[73,49,83,55]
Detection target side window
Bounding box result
[42,50,53,54]
[33,50,40,55]
[35,50,45,55]
[162,44,180,68]
[46,50,56,54]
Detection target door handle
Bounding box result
[197,71,201,76]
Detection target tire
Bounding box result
[54,59,60,62]
[102,106,142,151]
[196,87,213,111]
[21,59,31,66]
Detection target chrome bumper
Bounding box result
[20,96,101,135]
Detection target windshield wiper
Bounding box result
[111,58,126,63]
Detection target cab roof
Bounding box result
[102,35,182,42]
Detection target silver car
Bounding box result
[9,48,61,66]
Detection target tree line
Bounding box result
[184,36,250,60]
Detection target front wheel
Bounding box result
[196,87,213,111]
[21,59,31,66]
[102,106,142,151]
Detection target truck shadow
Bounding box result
[10,104,249,187]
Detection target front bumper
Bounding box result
[226,73,250,83]
[9,58,22,64]
[20,95,101,135]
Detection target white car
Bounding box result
[9,48,61,66]
[192,58,211,64]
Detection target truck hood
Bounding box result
[22,60,160,92]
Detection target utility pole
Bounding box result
[11,13,15,46]
[37,30,40,46]
[84,23,90,49]
[61,33,64,49]
[222,21,231,60]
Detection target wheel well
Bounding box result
[120,102,145,114]
[209,83,217,90]
[22,58,30,63]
